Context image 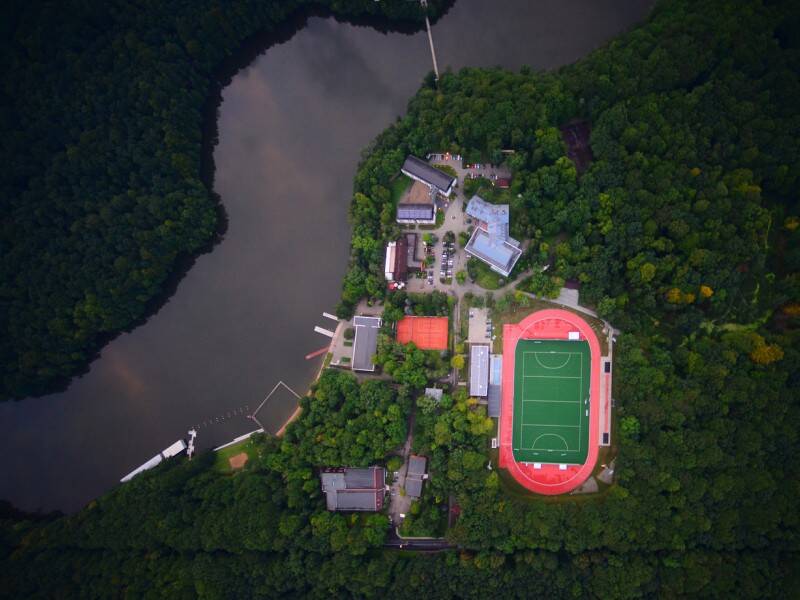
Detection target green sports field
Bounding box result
[512,339,590,464]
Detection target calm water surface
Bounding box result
[0,0,652,512]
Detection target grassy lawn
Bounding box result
[490,299,609,354]
[399,497,449,538]
[468,258,505,290]
[458,300,469,343]
[213,436,261,473]
[391,174,413,204]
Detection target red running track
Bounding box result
[498,308,601,495]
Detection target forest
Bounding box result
[3,0,800,597]
[0,0,446,400]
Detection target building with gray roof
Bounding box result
[397,204,435,222]
[397,181,437,224]
[320,466,385,511]
[465,195,522,277]
[401,155,456,197]
[405,455,428,499]
[352,316,381,372]
[470,344,490,397]
[424,387,443,402]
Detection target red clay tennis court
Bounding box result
[499,308,601,495]
[396,316,449,350]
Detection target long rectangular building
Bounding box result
[405,455,428,498]
[488,354,503,417]
[470,344,490,397]
[401,155,456,197]
[352,316,381,372]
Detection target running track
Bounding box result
[499,309,601,495]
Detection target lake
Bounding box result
[0,0,653,513]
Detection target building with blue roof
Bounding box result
[464,195,522,277]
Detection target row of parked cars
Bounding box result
[440,241,456,279]
[427,152,462,162]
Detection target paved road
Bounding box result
[385,530,455,552]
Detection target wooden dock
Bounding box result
[305,346,329,360]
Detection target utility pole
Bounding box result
[420,0,440,83]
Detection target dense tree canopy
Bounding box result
[2,0,800,597]
[0,0,446,400]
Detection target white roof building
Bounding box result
[470,344,490,397]
[384,242,397,281]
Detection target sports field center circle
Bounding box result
[498,309,601,495]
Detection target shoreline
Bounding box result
[274,329,337,437]
[275,405,303,438]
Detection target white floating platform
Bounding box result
[322,312,339,322]
[314,325,335,338]
[121,439,187,483]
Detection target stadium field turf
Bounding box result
[512,339,590,464]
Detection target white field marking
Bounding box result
[530,433,569,451]
[522,398,581,404]
[578,351,584,453]
[533,352,572,370]
[521,423,580,428]
[522,374,581,379]
[516,347,590,454]
[522,350,581,372]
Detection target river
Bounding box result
[0,0,652,513]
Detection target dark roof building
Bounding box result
[401,155,456,197]
[397,181,437,223]
[397,180,437,223]
[320,466,385,511]
[405,455,428,498]
[397,204,435,222]
[385,234,422,281]
[405,233,423,270]
[352,316,381,372]
[384,238,408,282]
